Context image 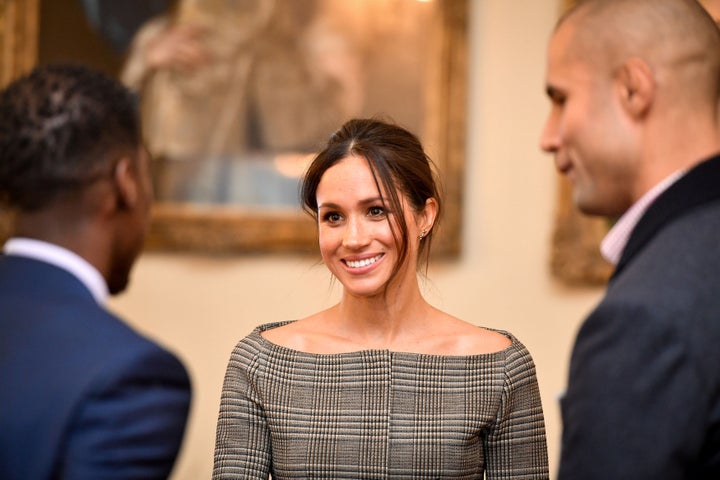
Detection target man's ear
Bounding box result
[113,156,138,210]
[616,57,655,118]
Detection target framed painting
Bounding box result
[1,0,468,256]
[134,0,467,255]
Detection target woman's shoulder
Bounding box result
[439,318,539,383]
[228,321,292,357]
[430,313,513,356]
[256,320,295,349]
[257,314,339,354]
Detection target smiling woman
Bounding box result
[311,137,437,300]
[212,118,550,480]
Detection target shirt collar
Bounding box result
[3,237,109,305]
[601,170,685,265]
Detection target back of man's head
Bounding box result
[0,64,150,295]
[0,64,140,212]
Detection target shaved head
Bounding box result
[557,0,720,108]
[541,0,720,216]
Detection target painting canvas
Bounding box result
[131,0,434,205]
[1,0,467,255]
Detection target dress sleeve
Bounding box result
[484,342,549,480]
[557,300,707,480]
[60,347,191,479]
[213,342,272,479]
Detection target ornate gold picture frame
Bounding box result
[0,0,37,86]
[0,0,38,242]
[551,179,612,285]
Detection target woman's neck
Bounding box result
[333,280,433,349]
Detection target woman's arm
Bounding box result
[213,343,272,480]
[484,342,549,480]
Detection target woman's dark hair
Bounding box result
[301,118,443,285]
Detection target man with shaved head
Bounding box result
[541,0,720,478]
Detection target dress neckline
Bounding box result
[251,320,517,360]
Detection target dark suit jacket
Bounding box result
[558,155,720,479]
[0,255,191,479]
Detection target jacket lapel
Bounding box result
[612,154,720,280]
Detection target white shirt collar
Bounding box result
[600,170,685,265]
[3,237,109,305]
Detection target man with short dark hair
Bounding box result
[0,64,191,479]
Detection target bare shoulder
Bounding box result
[260,320,295,345]
[260,315,318,350]
[433,313,512,356]
[260,310,347,354]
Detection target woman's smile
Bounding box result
[343,253,385,270]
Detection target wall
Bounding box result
[110,0,604,477]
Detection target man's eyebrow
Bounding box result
[545,85,562,98]
[545,85,564,100]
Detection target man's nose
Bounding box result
[539,114,560,154]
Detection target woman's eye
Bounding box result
[323,212,343,223]
[368,206,386,217]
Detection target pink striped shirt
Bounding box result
[600,171,685,265]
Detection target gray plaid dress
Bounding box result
[213,322,548,479]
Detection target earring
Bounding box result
[418,228,428,240]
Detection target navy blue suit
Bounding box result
[558,155,720,479]
[0,255,191,479]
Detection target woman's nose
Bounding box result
[342,217,370,248]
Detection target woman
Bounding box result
[213,118,548,479]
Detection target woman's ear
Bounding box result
[418,197,438,233]
[112,156,139,210]
[616,57,655,119]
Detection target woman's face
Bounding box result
[315,154,425,298]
